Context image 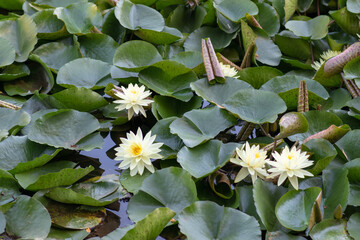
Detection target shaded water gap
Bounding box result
[80,131,166,239]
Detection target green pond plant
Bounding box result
[1,0,360,239]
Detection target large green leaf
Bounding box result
[54,2,102,34]
[32,41,82,72]
[275,187,322,231]
[167,5,206,33]
[32,9,67,40]
[310,219,351,240]
[15,161,94,191]
[0,0,25,10]
[170,106,237,147]
[285,15,331,40]
[0,169,21,205]
[348,213,360,239]
[0,212,5,234]
[0,37,15,68]
[347,0,360,13]
[52,87,108,112]
[256,3,280,37]
[135,27,183,45]
[253,180,287,231]
[115,0,164,31]
[255,37,282,66]
[178,201,261,240]
[191,77,252,106]
[238,67,283,89]
[260,75,329,110]
[5,196,51,239]
[33,0,87,8]
[0,14,37,62]
[127,167,197,222]
[0,136,60,173]
[288,111,343,142]
[0,63,30,82]
[139,60,198,101]
[151,117,184,153]
[46,228,89,240]
[121,208,175,240]
[177,140,238,178]
[78,34,118,64]
[322,167,349,219]
[0,108,30,133]
[223,89,287,124]
[275,31,312,60]
[113,40,162,72]
[214,0,258,22]
[56,58,112,89]
[119,169,152,194]
[184,26,237,51]
[336,130,360,160]
[27,109,101,150]
[330,7,359,36]
[345,159,360,184]
[343,56,360,80]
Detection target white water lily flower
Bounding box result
[230,142,269,183]
[267,146,313,190]
[311,50,341,71]
[113,83,153,120]
[115,128,163,176]
[219,62,238,78]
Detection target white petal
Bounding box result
[234,168,249,183]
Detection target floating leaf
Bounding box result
[0,169,21,205]
[139,60,198,102]
[115,0,164,31]
[127,167,197,222]
[238,66,283,89]
[253,180,287,231]
[0,108,30,133]
[275,31,312,60]
[0,14,37,62]
[322,167,349,219]
[27,109,101,150]
[134,27,182,45]
[52,87,108,112]
[348,213,360,239]
[177,140,238,178]
[310,219,350,240]
[57,58,112,89]
[0,63,30,82]
[46,228,89,240]
[113,40,162,72]
[5,196,51,239]
[178,201,261,240]
[33,0,87,8]
[255,37,282,66]
[214,0,258,22]
[336,130,360,160]
[170,106,237,147]
[0,0,25,10]
[54,2,102,34]
[15,161,94,191]
[0,37,15,68]
[119,169,152,194]
[32,9,67,40]
[167,5,206,33]
[344,159,360,184]
[275,187,322,231]
[330,7,359,36]
[285,15,331,40]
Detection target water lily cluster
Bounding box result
[231,142,313,190]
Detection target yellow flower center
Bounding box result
[130,143,142,156]
[288,153,294,160]
[130,89,138,95]
[255,152,260,158]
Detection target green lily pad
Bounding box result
[0,169,21,205]
[285,15,331,40]
[170,106,237,148]
[344,159,360,184]
[115,0,164,31]
[151,117,184,153]
[52,87,108,112]
[260,75,329,110]
[78,33,118,64]
[347,0,360,13]
[255,37,282,66]
[127,167,197,222]
[0,0,25,10]
[32,41,82,73]
[0,136,60,173]
[344,56,360,80]
[275,187,322,231]
[119,169,152,194]
[214,0,258,22]
[0,63,30,81]
[310,219,350,240]
[45,177,121,206]
[139,60,198,102]
[275,31,312,60]
[322,167,349,219]
[223,89,287,124]
[32,0,86,8]
[135,26,182,45]
[238,66,283,89]
[348,213,360,239]
[54,2,102,34]
[57,58,112,89]
[40,196,105,230]
[178,201,261,240]
[121,208,175,240]
[0,108,30,133]
[0,14,37,62]
[15,161,94,191]
[256,3,280,37]
[301,139,337,176]
[0,212,5,234]
[336,130,360,160]
[5,196,51,239]
[330,7,359,36]
[190,77,252,104]
[152,95,202,119]
[32,9,68,40]
[27,109,100,150]
[184,26,237,51]
[113,40,162,72]
[253,180,287,231]
[46,228,89,240]
[288,111,343,142]
[0,37,15,68]
[167,5,206,33]
[177,140,238,178]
